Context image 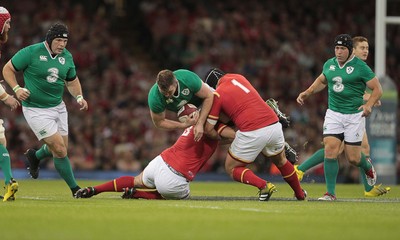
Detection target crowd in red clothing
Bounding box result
[1,0,400,181]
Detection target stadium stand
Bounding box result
[0,0,399,183]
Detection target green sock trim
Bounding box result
[36,144,52,160]
[0,144,13,184]
[324,158,339,196]
[298,148,325,172]
[53,156,79,189]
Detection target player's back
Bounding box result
[215,73,278,131]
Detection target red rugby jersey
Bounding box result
[208,73,278,131]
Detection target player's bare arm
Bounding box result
[2,60,30,101]
[296,73,327,105]
[150,110,193,130]
[65,77,88,111]
[193,82,214,141]
[204,118,220,140]
[359,77,383,117]
[363,92,381,107]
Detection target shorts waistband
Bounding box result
[164,161,186,179]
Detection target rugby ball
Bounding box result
[177,104,198,123]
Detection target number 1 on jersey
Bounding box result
[231,79,250,93]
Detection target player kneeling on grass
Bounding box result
[76,110,236,200]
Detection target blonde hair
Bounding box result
[352,36,368,48]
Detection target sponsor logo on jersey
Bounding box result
[40,55,48,61]
[329,65,335,71]
[166,98,173,104]
[181,88,190,95]
[58,57,65,65]
[346,66,354,74]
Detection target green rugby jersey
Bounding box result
[11,42,77,108]
[322,56,375,114]
[148,69,203,113]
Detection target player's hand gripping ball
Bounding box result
[177,104,198,123]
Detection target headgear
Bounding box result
[0,7,11,35]
[46,22,68,46]
[334,34,353,56]
[204,68,226,89]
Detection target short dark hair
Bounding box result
[156,69,175,92]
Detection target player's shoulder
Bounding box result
[174,69,200,81]
[17,42,42,54]
[148,83,161,99]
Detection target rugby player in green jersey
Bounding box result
[294,36,390,197]
[296,34,383,200]
[148,69,213,141]
[2,22,88,197]
[0,6,20,201]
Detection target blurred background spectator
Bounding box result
[1,0,399,182]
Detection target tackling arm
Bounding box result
[150,110,194,130]
[193,82,214,141]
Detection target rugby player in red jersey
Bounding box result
[75,115,235,200]
[204,68,306,201]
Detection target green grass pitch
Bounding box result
[1,180,399,240]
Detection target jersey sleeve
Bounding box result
[148,84,165,113]
[11,46,32,71]
[65,53,77,81]
[359,61,376,83]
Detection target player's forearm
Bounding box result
[66,78,84,98]
[154,118,189,130]
[305,75,327,95]
[197,95,213,126]
[365,86,383,109]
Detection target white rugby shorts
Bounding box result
[229,122,285,163]
[142,155,190,200]
[22,102,68,140]
[323,109,365,143]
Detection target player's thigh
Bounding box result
[260,122,285,157]
[344,112,364,144]
[229,124,279,163]
[22,106,59,140]
[154,160,190,200]
[323,109,345,136]
[142,155,163,189]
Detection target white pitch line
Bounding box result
[167,204,282,213]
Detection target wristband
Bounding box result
[12,85,21,93]
[76,95,83,103]
[1,94,9,101]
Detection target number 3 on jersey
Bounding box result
[47,67,60,83]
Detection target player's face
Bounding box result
[159,80,178,98]
[3,19,10,34]
[335,46,350,64]
[353,41,369,61]
[51,38,68,54]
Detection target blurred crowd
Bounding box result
[1,0,399,181]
